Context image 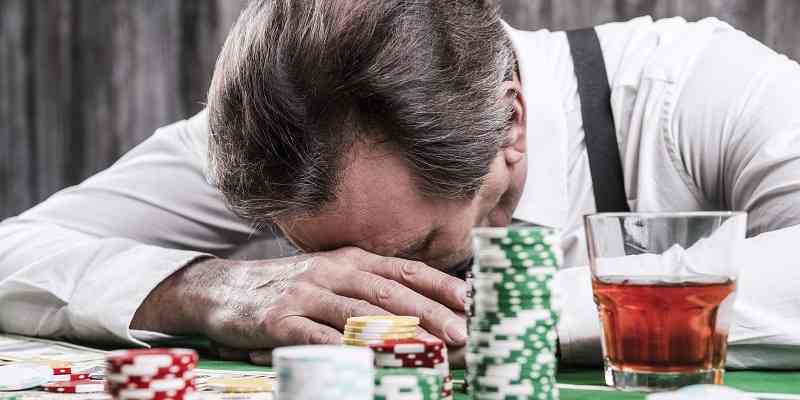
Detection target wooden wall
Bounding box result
[2,0,799,218]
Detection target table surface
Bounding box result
[196,357,800,400]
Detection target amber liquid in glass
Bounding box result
[593,276,736,384]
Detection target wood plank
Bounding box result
[30,1,73,201]
[501,0,552,31]
[667,0,766,40]
[0,0,34,218]
[550,0,618,30]
[765,0,800,61]
[73,0,116,178]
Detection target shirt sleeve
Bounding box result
[0,110,258,346]
[667,29,800,368]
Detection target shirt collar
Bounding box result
[503,22,570,229]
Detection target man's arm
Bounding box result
[672,29,800,368]
[0,111,259,344]
[0,110,469,353]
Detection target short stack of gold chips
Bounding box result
[342,316,420,346]
[342,316,453,400]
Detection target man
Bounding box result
[1,0,799,368]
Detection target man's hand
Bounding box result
[132,247,467,362]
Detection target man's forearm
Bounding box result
[131,256,219,336]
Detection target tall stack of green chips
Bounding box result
[466,226,561,400]
[374,368,443,400]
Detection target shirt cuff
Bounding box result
[68,245,210,347]
[554,266,603,365]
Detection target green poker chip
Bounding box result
[374,367,443,400]
[469,226,560,400]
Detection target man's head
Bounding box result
[207,0,528,271]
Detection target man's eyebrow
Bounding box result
[395,228,438,260]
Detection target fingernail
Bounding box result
[445,318,468,345]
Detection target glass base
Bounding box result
[605,366,724,392]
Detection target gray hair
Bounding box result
[207,0,516,227]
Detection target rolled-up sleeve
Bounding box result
[0,110,257,345]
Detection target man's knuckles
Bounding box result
[306,328,339,345]
[398,259,424,281]
[372,279,405,308]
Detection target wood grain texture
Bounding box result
[1,0,799,217]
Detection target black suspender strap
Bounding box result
[566,28,630,213]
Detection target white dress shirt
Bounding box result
[1,16,799,368]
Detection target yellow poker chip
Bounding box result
[346,316,419,327]
[206,377,273,393]
[341,331,416,340]
[343,325,418,334]
[341,338,384,347]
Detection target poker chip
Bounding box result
[105,348,198,400]
[42,379,105,393]
[273,345,374,400]
[342,316,452,400]
[467,226,561,400]
[342,331,417,341]
[117,388,194,400]
[344,325,418,334]
[107,349,198,369]
[346,316,419,327]
[49,372,91,382]
[374,368,442,400]
[52,367,72,375]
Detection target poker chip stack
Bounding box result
[105,348,198,400]
[343,316,420,346]
[0,363,93,392]
[273,345,374,400]
[373,368,443,400]
[343,316,452,400]
[467,226,562,400]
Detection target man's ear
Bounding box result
[500,76,526,165]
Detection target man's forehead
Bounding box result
[282,141,437,252]
[283,211,434,258]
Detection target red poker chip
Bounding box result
[115,387,196,400]
[106,378,195,390]
[42,380,105,393]
[377,360,444,368]
[105,363,195,376]
[52,367,72,375]
[394,353,445,361]
[49,373,90,382]
[106,381,196,395]
[106,349,198,368]
[369,337,444,354]
[106,371,195,386]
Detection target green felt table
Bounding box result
[144,337,799,399]
[196,357,800,399]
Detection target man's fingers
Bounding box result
[333,271,467,346]
[303,288,391,329]
[248,350,272,366]
[268,315,343,347]
[359,256,468,312]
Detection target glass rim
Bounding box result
[585,211,746,220]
